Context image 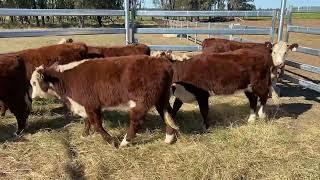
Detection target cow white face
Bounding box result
[272,41,298,67]
[30,66,58,99]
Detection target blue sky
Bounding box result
[144,0,320,9]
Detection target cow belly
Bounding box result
[67,97,137,118]
[172,83,196,103]
[67,97,87,118]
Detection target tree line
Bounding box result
[0,0,255,28]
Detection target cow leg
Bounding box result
[120,104,147,147]
[82,118,91,137]
[244,91,258,123]
[258,96,268,120]
[0,101,8,116]
[172,98,183,118]
[6,94,31,135]
[196,94,210,130]
[86,108,114,145]
[156,91,178,144]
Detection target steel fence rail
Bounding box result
[283,74,320,93]
[0,28,125,38]
[149,45,201,51]
[136,10,274,17]
[284,4,320,93]
[291,6,320,12]
[294,46,320,56]
[135,28,272,35]
[285,59,320,74]
[0,8,124,16]
[287,25,320,35]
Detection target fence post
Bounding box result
[285,6,293,43]
[195,22,198,43]
[186,19,189,40]
[229,23,234,40]
[270,10,277,42]
[180,21,183,40]
[278,0,287,41]
[208,22,211,38]
[124,0,130,44]
[131,6,136,43]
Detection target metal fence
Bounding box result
[284,6,320,93]
[0,7,277,51]
[132,10,277,51]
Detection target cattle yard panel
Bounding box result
[0,8,126,38]
[284,6,320,93]
[133,10,277,51]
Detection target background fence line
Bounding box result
[284,6,320,93]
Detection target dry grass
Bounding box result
[0,27,320,179]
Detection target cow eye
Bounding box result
[32,81,36,86]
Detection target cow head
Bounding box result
[272,41,298,67]
[30,65,60,99]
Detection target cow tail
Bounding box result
[164,110,179,130]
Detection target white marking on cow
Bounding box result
[67,97,88,118]
[30,67,60,99]
[172,83,196,103]
[102,100,137,111]
[58,38,67,44]
[247,109,256,123]
[164,133,175,144]
[54,59,89,72]
[120,134,130,147]
[272,41,289,67]
[258,105,266,119]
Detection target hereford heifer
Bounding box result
[30,55,178,147]
[165,41,297,129]
[202,38,298,83]
[63,38,150,58]
[0,55,31,134]
[0,42,98,134]
[202,38,273,53]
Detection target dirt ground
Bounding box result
[0,18,319,179]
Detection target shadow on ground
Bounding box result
[0,96,313,144]
[279,81,320,103]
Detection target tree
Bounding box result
[227,0,255,10]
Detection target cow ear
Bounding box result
[66,38,73,43]
[166,50,173,54]
[264,41,273,48]
[288,43,298,50]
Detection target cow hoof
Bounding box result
[119,134,131,147]
[247,116,256,124]
[164,133,176,144]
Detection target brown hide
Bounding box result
[87,44,150,58]
[172,47,272,97]
[17,43,89,80]
[0,43,94,132]
[202,38,272,53]
[0,55,30,134]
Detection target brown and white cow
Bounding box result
[62,38,151,58]
[0,42,98,134]
[0,55,31,134]
[1,40,151,117]
[202,38,273,53]
[202,38,298,83]
[159,41,298,129]
[30,55,178,147]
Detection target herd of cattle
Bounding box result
[0,37,298,147]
